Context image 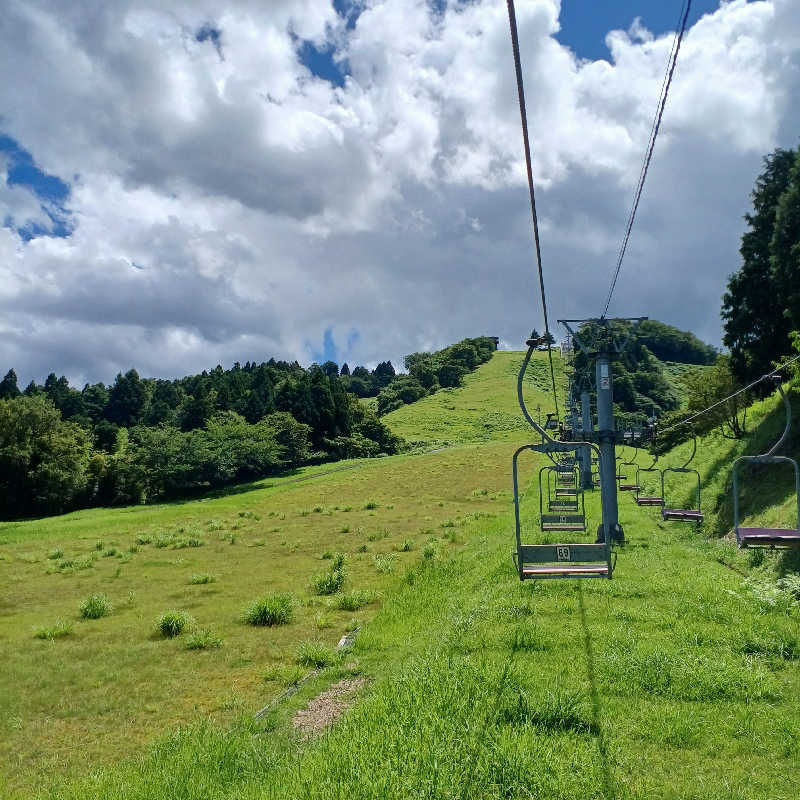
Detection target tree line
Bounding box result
[0,357,403,519]
[376,337,498,415]
[0,336,497,520]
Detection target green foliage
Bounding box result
[34,620,73,640]
[311,567,346,595]
[189,573,216,585]
[0,395,91,517]
[2,353,404,518]
[295,640,337,668]
[156,611,191,638]
[635,320,717,365]
[79,594,112,620]
[373,336,497,416]
[722,147,800,387]
[334,589,375,611]
[184,629,223,650]
[570,320,691,420]
[243,593,294,626]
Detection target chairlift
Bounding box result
[660,431,703,523]
[512,342,614,580]
[635,451,664,507]
[733,376,800,548]
[619,445,640,492]
[615,437,628,482]
[541,465,584,521]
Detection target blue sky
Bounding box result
[0,134,72,239]
[557,1,727,61]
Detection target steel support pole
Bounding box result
[580,390,593,490]
[596,353,624,543]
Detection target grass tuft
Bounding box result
[296,640,337,668]
[79,594,111,620]
[311,567,346,596]
[34,620,73,640]
[373,554,396,574]
[244,593,294,626]
[334,589,376,612]
[156,611,191,638]
[189,573,216,585]
[185,629,223,650]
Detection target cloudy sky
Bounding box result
[1,0,798,385]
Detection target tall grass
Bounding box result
[243,594,294,626]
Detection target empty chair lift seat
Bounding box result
[517,543,612,580]
[636,495,663,507]
[736,528,800,548]
[541,513,586,532]
[732,377,800,550]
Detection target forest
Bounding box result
[0,337,496,519]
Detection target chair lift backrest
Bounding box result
[732,376,800,534]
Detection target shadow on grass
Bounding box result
[577,584,617,800]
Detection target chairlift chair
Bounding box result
[539,465,586,530]
[619,445,640,491]
[661,431,703,522]
[543,465,582,512]
[733,376,800,548]
[615,438,628,482]
[635,452,664,507]
[512,342,614,580]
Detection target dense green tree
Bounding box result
[771,153,800,330]
[684,355,750,439]
[178,386,217,431]
[0,395,91,516]
[321,360,339,378]
[106,369,148,427]
[377,376,426,415]
[0,369,20,399]
[372,361,396,388]
[635,320,717,365]
[722,148,798,387]
[340,362,350,376]
[263,412,312,467]
[81,382,109,422]
[437,363,466,388]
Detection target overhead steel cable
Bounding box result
[658,352,800,436]
[602,0,692,318]
[506,0,560,423]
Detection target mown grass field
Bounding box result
[2,350,799,799]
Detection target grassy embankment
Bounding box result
[2,350,799,799]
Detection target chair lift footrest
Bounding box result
[522,565,609,578]
[662,508,704,522]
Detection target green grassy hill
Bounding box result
[382,349,565,447]
[1,350,799,799]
